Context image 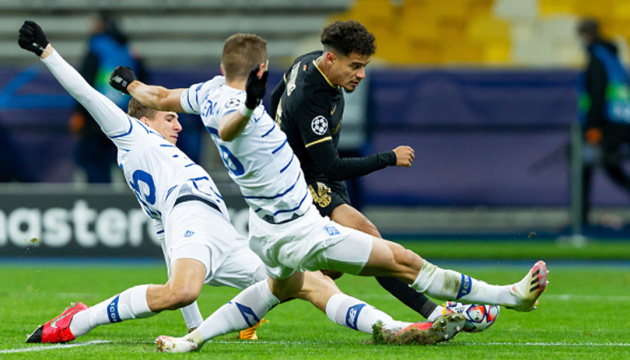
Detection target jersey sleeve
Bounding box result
[293,95,395,180]
[180,82,206,114]
[41,50,146,150]
[295,96,334,148]
[269,73,286,120]
[180,76,228,115]
[307,137,396,180]
[218,92,247,119]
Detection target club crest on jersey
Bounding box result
[311,115,328,135]
[325,226,339,236]
[308,182,332,208]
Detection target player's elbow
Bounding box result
[326,174,344,181]
[322,167,344,181]
[149,87,177,111]
[152,100,169,111]
[153,96,175,111]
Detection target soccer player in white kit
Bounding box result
[114,34,549,352]
[19,21,269,344]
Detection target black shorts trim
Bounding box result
[174,194,221,214]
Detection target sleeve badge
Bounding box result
[311,115,329,135]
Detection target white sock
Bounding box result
[325,294,409,334]
[411,261,515,306]
[426,305,445,322]
[180,301,204,330]
[192,280,279,344]
[70,285,156,337]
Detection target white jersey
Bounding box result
[180,76,312,224]
[42,50,227,222]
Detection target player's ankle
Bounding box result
[184,331,204,346]
[426,305,445,322]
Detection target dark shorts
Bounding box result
[307,181,351,218]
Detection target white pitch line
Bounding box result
[463,342,630,347]
[2,339,627,352]
[545,294,630,301]
[360,293,630,301]
[212,340,630,347]
[0,340,111,354]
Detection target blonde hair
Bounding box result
[221,34,267,81]
[127,98,157,120]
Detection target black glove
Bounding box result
[109,66,137,94]
[18,20,49,56]
[245,65,269,109]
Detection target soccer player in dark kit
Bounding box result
[269,19,455,324]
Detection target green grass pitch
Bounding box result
[1,240,629,359]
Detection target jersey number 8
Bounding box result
[217,144,245,176]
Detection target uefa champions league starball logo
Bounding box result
[311,115,328,135]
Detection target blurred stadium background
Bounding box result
[2,0,630,259]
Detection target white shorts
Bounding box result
[206,245,267,289]
[248,205,374,279]
[163,200,265,287]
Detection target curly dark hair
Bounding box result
[320,20,376,57]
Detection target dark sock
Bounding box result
[375,276,438,320]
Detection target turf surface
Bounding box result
[1,240,629,359]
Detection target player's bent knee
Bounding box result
[321,269,344,280]
[357,221,380,238]
[295,271,340,303]
[165,285,201,309]
[269,276,304,302]
[169,293,198,309]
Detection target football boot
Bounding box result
[238,318,268,340]
[506,260,549,312]
[26,302,88,343]
[396,313,466,344]
[156,335,201,353]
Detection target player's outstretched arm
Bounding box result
[307,140,397,181]
[218,65,268,141]
[18,20,135,138]
[110,66,185,113]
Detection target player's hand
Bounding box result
[18,20,49,56]
[393,146,414,167]
[245,64,269,109]
[109,66,137,94]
